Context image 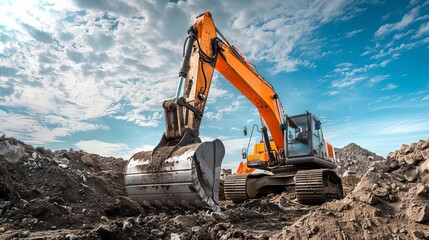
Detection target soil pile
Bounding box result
[335,143,385,195]
[335,143,384,177]
[275,139,429,239]
[0,136,142,239]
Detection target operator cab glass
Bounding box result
[286,114,310,156]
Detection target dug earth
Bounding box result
[0,135,428,239]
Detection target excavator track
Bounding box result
[224,174,248,203]
[295,169,343,204]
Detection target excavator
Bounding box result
[124,12,343,212]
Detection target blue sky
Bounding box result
[1,0,429,169]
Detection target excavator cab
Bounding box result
[286,114,311,157]
[285,112,336,168]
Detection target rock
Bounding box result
[403,143,416,154]
[151,229,165,237]
[0,139,26,163]
[122,219,132,231]
[360,193,378,205]
[0,201,11,209]
[417,140,425,150]
[414,151,424,162]
[19,230,31,237]
[54,157,69,165]
[101,216,109,221]
[388,159,399,171]
[171,233,186,240]
[419,159,429,173]
[81,154,94,167]
[391,172,406,182]
[398,156,406,166]
[417,139,429,151]
[422,149,429,160]
[380,181,392,190]
[413,230,425,239]
[211,211,227,221]
[400,144,409,154]
[95,224,114,238]
[372,187,390,197]
[0,227,5,233]
[65,234,78,239]
[403,154,416,165]
[404,168,419,182]
[416,183,429,196]
[58,164,68,169]
[407,204,429,223]
[387,151,396,160]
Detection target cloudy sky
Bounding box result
[1,0,428,169]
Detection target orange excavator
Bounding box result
[124,12,343,212]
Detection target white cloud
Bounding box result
[379,59,391,67]
[0,110,103,144]
[75,140,129,157]
[393,29,414,40]
[346,29,363,38]
[324,90,339,96]
[381,83,399,91]
[369,75,390,84]
[365,119,429,136]
[331,76,366,88]
[231,127,240,131]
[375,7,419,38]
[415,22,429,38]
[336,62,353,68]
[422,95,429,101]
[74,139,155,159]
[204,112,223,121]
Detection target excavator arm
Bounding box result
[174,12,286,162]
[124,12,286,212]
[163,12,284,147]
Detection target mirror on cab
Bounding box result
[315,120,321,130]
[241,147,247,159]
[243,126,247,136]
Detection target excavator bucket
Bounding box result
[124,139,225,212]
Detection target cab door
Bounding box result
[311,116,323,158]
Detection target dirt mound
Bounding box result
[0,136,143,238]
[275,139,429,239]
[335,143,385,195]
[335,143,385,177]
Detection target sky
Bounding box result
[1,0,429,170]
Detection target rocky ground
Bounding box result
[276,139,429,239]
[0,135,428,239]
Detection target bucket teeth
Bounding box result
[124,140,224,212]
